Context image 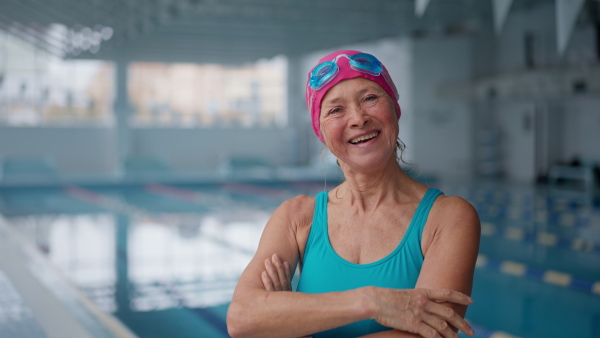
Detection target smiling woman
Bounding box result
[319,77,399,173]
[227,50,481,338]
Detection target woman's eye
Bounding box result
[365,95,377,102]
[329,108,342,115]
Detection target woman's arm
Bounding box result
[228,196,475,338]
[261,254,474,338]
[414,195,481,329]
[361,197,480,337]
[355,197,480,338]
[227,196,374,338]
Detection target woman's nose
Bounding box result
[348,108,370,128]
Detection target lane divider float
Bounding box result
[476,254,600,296]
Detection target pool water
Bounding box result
[1,180,599,338]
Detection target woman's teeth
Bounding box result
[350,131,379,144]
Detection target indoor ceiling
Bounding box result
[0,0,558,64]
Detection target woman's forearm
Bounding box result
[359,330,421,338]
[227,285,374,338]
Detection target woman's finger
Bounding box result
[425,303,474,337]
[271,254,289,291]
[284,261,291,286]
[414,320,443,338]
[421,312,459,338]
[261,271,274,291]
[264,258,282,290]
[424,289,472,305]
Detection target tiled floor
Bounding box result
[0,270,47,338]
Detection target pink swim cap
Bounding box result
[305,50,401,143]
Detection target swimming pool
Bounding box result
[1,179,599,337]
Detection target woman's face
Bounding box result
[319,77,399,171]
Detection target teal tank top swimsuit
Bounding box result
[296,188,443,337]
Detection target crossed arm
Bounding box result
[226,195,480,338]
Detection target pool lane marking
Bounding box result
[146,183,202,203]
[148,181,356,212]
[145,182,278,212]
[537,232,558,246]
[474,203,599,229]
[504,227,524,241]
[480,222,599,254]
[63,184,103,204]
[64,185,146,217]
[145,183,234,208]
[221,182,290,201]
[476,254,600,296]
[499,261,526,276]
[543,271,571,286]
[456,188,588,209]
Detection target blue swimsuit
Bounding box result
[296,188,443,337]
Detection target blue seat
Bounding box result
[549,164,595,191]
[1,156,59,183]
[123,156,172,179]
[217,156,276,180]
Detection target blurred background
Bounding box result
[0,0,599,337]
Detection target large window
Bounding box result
[0,29,114,127]
[1,27,288,128]
[128,56,287,128]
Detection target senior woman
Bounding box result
[227,50,480,338]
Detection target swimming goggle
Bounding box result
[308,53,398,100]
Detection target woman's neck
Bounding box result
[336,156,417,213]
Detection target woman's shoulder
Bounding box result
[422,192,480,255]
[431,193,480,231]
[435,193,476,213]
[275,194,317,230]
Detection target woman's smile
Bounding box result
[349,130,380,145]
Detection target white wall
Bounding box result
[563,97,600,164]
[495,102,536,183]
[0,127,292,176]
[410,36,473,180]
[0,127,116,174]
[133,128,291,171]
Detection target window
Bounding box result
[129,56,287,128]
[0,26,287,129]
[0,29,114,127]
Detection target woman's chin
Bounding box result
[340,153,397,173]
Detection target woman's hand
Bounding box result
[370,287,475,338]
[261,255,312,338]
[261,254,292,291]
